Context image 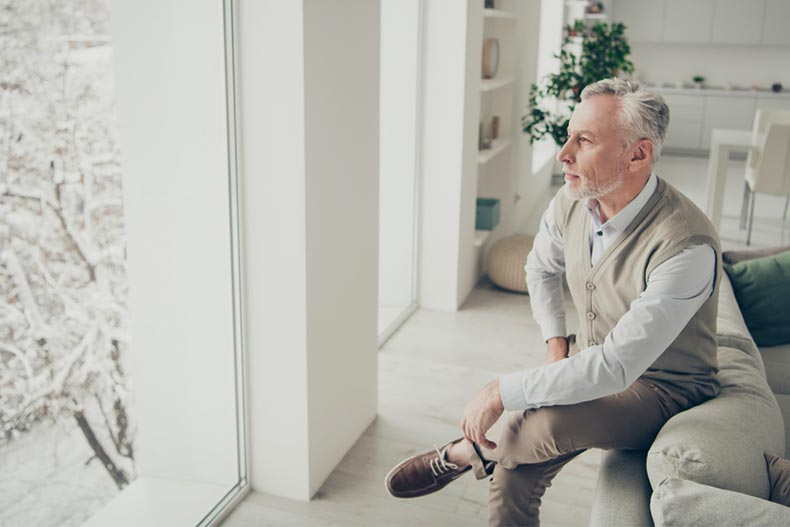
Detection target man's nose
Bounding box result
[556,140,574,165]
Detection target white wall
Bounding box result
[514,0,559,232]
[418,0,473,310]
[110,0,238,485]
[239,0,379,500]
[632,44,790,88]
[537,0,564,83]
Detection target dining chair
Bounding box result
[741,110,790,232]
[741,120,790,245]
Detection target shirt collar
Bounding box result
[585,172,658,233]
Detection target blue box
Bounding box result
[476,197,500,230]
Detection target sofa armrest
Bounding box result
[589,450,653,527]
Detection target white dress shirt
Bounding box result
[499,173,716,411]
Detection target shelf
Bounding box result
[474,229,491,248]
[584,13,607,20]
[474,210,509,249]
[478,137,513,165]
[483,8,516,20]
[481,77,515,92]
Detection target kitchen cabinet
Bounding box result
[762,0,790,46]
[755,98,790,113]
[615,0,790,46]
[711,0,765,45]
[701,95,756,149]
[654,88,790,152]
[612,0,665,43]
[663,94,705,150]
[663,0,714,43]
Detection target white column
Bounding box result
[419,0,481,311]
[238,0,380,500]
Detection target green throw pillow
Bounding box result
[724,249,790,347]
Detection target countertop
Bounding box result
[646,84,790,99]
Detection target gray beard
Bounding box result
[563,173,625,201]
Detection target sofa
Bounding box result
[588,272,789,526]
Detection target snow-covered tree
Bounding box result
[0,0,135,489]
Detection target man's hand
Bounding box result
[544,336,569,365]
[460,379,505,450]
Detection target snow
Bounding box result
[0,412,122,527]
[1,1,137,525]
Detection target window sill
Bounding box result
[82,476,248,527]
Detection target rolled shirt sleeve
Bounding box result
[501,243,716,411]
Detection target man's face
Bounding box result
[556,95,632,201]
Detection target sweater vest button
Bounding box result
[586,312,596,320]
[586,282,595,290]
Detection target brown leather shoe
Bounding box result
[385,439,471,498]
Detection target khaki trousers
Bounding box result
[467,376,691,527]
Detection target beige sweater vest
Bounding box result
[554,177,722,405]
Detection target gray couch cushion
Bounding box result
[650,477,790,527]
[760,344,790,395]
[646,344,785,498]
[774,393,790,458]
[589,450,654,527]
[590,275,788,521]
[715,275,768,376]
[716,274,753,344]
[761,344,790,456]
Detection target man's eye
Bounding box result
[578,137,589,143]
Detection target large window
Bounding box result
[0,2,136,525]
[378,0,423,344]
[0,1,247,525]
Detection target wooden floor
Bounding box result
[222,276,597,527]
[220,155,787,527]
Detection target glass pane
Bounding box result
[378,0,421,340]
[0,1,136,525]
[0,1,246,525]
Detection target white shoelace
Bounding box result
[429,445,459,477]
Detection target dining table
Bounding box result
[705,129,763,231]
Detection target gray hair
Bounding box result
[580,78,670,165]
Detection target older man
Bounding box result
[385,78,722,526]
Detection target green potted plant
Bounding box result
[523,20,635,147]
[692,75,705,89]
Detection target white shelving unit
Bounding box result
[474,210,510,248]
[473,1,519,279]
[478,137,513,164]
[420,0,548,310]
[483,8,517,20]
[473,229,490,248]
[481,77,515,92]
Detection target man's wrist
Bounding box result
[546,336,569,356]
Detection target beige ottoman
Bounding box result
[486,234,534,294]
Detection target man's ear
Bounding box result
[630,139,653,167]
